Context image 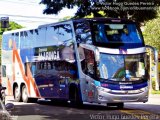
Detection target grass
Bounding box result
[151,89,160,94]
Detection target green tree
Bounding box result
[143,10,160,50]
[40,0,159,22]
[59,16,73,21]
[0,21,23,39]
[0,21,23,65]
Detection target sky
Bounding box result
[0,0,77,27]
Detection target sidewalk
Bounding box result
[148,94,160,104]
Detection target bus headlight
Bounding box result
[140,87,148,92]
[97,86,111,93]
[127,87,148,94]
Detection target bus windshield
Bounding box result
[98,53,147,81]
[93,23,143,45]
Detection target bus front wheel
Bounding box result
[69,87,83,107]
[117,103,124,109]
[107,103,124,109]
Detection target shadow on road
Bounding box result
[8,100,124,120]
[7,100,160,120]
[37,99,122,110]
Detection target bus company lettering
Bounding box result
[120,85,133,89]
[39,48,47,52]
[39,50,60,61]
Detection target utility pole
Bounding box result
[146,45,159,91]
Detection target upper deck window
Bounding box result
[74,22,92,44]
[92,22,144,48]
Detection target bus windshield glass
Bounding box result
[98,53,147,81]
[93,23,143,45]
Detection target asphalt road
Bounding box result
[5,95,160,120]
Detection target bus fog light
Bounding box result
[98,95,103,99]
[127,87,147,94]
[128,90,140,94]
[97,87,111,92]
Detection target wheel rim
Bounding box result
[14,87,19,99]
[2,93,5,104]
[22,87,28,101]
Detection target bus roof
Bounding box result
[38,19,72,28]
[39,18,135,28]
[73,17,135,23]
[3,18,135,35]
[3,26,38,35]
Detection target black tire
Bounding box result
[29,98,38,103]
[22,85,38,103]
[14,86,22,102]
[117,103,124,109]
[22,85,29,103]
[107,103,124,109]
[70,88,83,107]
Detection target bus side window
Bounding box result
[75,22,92,44]
[24,62,36,77]
[58,24,72,45]
[66,62,78,79]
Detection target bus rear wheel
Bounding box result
[14,86,22,102]
[21,85,38,103]
[22,85,29,103]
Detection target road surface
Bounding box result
[5,94,160,120]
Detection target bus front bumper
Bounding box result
[96,87,149,103]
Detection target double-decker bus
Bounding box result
[1,18,149,108]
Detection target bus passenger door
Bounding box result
[79,47,96,102]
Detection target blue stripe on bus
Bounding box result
[101,81,148,90]
[94,80,101,86]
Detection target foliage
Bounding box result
[40,0,160,23]
[143,10,160,50]
[0,21,23,65]
[151,90,160,94]
[0,21,23,37]
[59,16,73,21]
